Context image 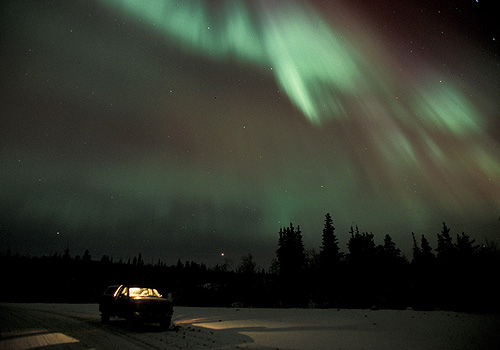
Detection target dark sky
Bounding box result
[1,0,499,267]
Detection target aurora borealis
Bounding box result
[1,0,499,265]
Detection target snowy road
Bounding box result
[1,303,499,350]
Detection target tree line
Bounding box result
[273,214,499,311]
[1,213,499,312]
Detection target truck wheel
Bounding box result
[160,317,171,330]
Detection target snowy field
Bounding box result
[1,303,499,349]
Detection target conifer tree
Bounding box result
[275,223,307,305]
[412,233,434,265]
[412,232,421,262]
[436,222,455,262]
[276,223,305,277]
[320,213,340,271]
[176,258,184,269]
[238,253,257,275]
[347,226,375,265]
[455,232,479,258]
[382,234,401,259]
[411,234,436,310]
[379,234,402,266]
[420,234,434,263]
[63,247,71,261]
[82,249,91,263]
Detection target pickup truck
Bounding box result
[99,285,173,329]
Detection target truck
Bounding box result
[99,285,173,329]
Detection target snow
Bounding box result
[2,303,499,350]
[178,307,500,349]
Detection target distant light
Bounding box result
[221,253,225,257]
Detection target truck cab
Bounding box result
[99,285,173,329]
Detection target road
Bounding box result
[1,303,499,350]
[0,303,252,350]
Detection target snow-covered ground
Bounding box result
[1,303,499,349]
[176,306,500,350]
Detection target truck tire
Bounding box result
[160,317,171,330]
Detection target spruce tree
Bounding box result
[320,213,340,272]
[455,232,479,258]
[411,234,436,310]
[276,223,305,277]
[382,234,400,258]
[436,222,455,262]
[347,227,375,265]
[420,235,434,263]
[412,233,434,265]
[345,226,377,307]
[82,249,91,263]
[238,253,257,275]
[380,234,401,265]
[412,232,421,263]
[291,224,306,274]
[276,227,285,271]
[276,223,307,305]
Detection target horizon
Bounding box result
[3,215,498,268]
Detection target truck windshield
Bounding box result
[129,288,161,297]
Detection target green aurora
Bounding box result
[1,0,499,265]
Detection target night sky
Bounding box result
[1,0,499,267]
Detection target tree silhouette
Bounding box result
[63,247,71,261]
[411,233,436,310]
[2,216,499,311]
[276,223,305,277]
[319,213,340,273]
[82,249,91,263]
[377,234,407,308]
[455,232,479,259]
[411,233,434,265]
[237,253,257,275]
[276,223,306,305]
[380,234,401,261]
[347,226,376,265]
[436,222,455,262]
[345,226,377,307]
[420,235,434,263]
[411,232,421,262]
[176,258,184,269]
